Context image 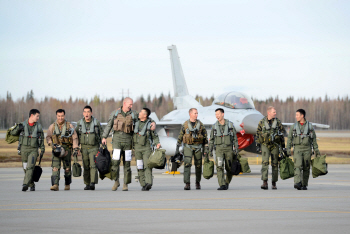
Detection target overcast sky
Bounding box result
[1,0,349,102]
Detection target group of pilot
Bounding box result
[10,97,320,192]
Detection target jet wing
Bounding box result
[282,123,330,129]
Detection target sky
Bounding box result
[1,0,349,102]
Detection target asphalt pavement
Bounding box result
[0,165,349,234]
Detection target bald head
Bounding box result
[122,97,133,112]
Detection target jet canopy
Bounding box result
[212,91,255,109]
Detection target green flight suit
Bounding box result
[287,120,320,187]
[209,119,238,187]
[177,119,208,184]
[133,119,160,187]
[102,107,139,184]
[10,120,45,188]
[51,146,72,185]
[256,117,285,182]
[76,117,103,185]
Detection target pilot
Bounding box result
[101,97,156,191]
[286,109,321,190]
[209,108,239,190]
[256,106,285,190]
[176,108,209,190]
[9,109,45,191]
[75,105,103,190]
[133,108,161,191]
[46,109,79,191]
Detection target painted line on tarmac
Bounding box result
[0,207,350,213]
[1,196,349,207]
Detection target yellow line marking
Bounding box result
[0,208,349,213]
[1,196,349,207]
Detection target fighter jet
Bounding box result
[151,45,330,155]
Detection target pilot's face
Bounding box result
[268,109,276,119]
[215,111,224,121]
[30,113,40,123]
[124,100,133,112]
[295,112,304,122]
[83,108,92,121]
[139,110,147,120]
[56,112,65,124]
[189,109,198,120]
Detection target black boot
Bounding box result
[22,184,28,192]
[184,183,191,190]
[84,185,91,190]
[217,185,227,190]
[302,186,308,190]
[226,183,229,190]
[141,186,147,191]
[272,182,277,190]
[294,182,302,190]
[145,183,152,191]
[30,185,35,191]
[89,183,95,190]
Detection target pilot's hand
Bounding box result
[102,138,107,145]
[203,145,209,158]
[156,143,161,149]
[150,122,156,131]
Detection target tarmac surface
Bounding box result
[0,165,349,234]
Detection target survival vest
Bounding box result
[19,120,43,148]
[182,120,204,145]
[78,117,100,146]
[51,121,73,146]
[133,119,153,146]
[260,117,280,144]
[292,121,314,146]
[113,109,137,134]
[212,119,234,146]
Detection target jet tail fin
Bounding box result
[168,45,202,109]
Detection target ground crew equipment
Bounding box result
[203,157,214,179]
[311,154,328,178]
[148,148,166,169]
[94,146,112,175]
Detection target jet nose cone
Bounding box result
[242,113,264,134]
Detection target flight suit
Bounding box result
[133,119,160,188]
[209,119,238,187]
[256,117,285,183]
[177,119,208,184]
[11,120,45,189]
[46,120,79,187]
[102,107,140,185]
[286,120,320,187]
[76,117,103,186]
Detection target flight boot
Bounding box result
[90,183,95,190]
[261,180,268,190]
[64,185,70,190]
[272,182,277,190]
[84,185,91,190]
[122,183,128,191]
[145,183,152,191]
[196,182,201,190]
[184,183,191,190]
[112,179,120,191]
[226,183,229,190]
[294,182,302,190]
[22,184,28,192]
[302,186,308,190]
[217,185,227,190]
[50,184,59,191]
[30,185,35,191]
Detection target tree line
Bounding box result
[1,91,349,130]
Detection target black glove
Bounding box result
[175,144,180,155]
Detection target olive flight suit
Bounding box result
[286,120,320,187]
[256,117,285,183]
[177,119,208,184]
[209,119,238,187]
[46,120,79,186]
[11,120,45,189]
[76,117,103,186]
[133,118,160,188]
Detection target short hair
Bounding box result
[189,108,197,114]
[29,109,40,117]
[296,109,306,118]
[83,105,92,112]
[123,97,133,104]
[56,109,65,115]
[267,106,275,113]
[215,108,224,113]
[142,108,151,118]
